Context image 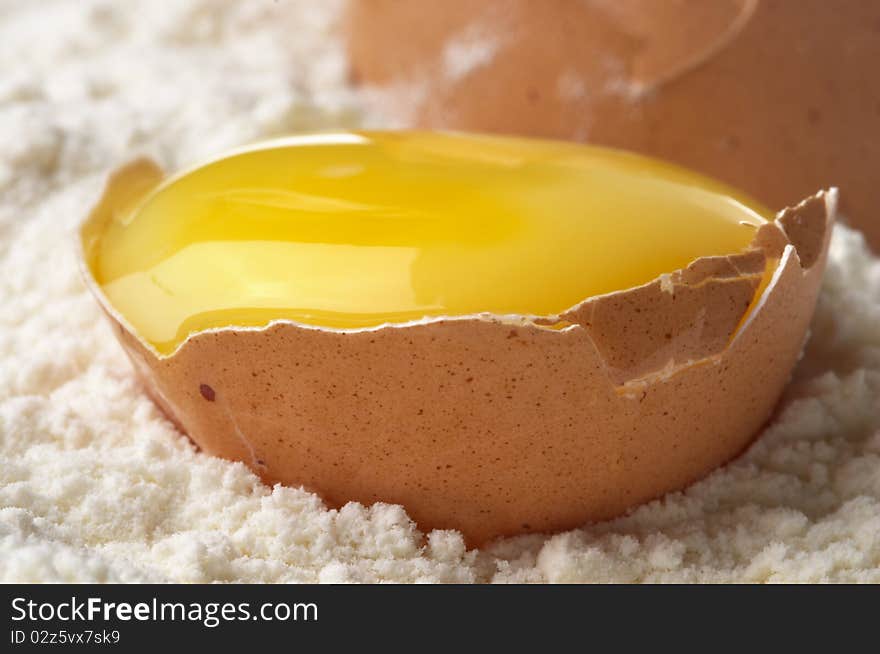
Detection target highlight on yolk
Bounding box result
[92,130,772,355]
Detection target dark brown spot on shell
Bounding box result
[199,383,215,401]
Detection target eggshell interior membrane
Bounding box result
[344,0,879,250]
[79,159,835,546]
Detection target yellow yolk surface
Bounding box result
[93,131,771,355]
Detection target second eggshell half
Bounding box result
[344,0,879,250]
[80,159,835,546]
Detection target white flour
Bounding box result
[1,0,879,583]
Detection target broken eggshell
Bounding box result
[78,158,836,546]
[344,0,879,250]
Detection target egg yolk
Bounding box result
[94,130,770,355]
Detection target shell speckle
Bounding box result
[199,384,215,402]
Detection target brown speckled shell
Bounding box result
[79,159,835,546]
[344,0,879,250]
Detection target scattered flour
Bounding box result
[442,21,503,82]
[1,0,879,583]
